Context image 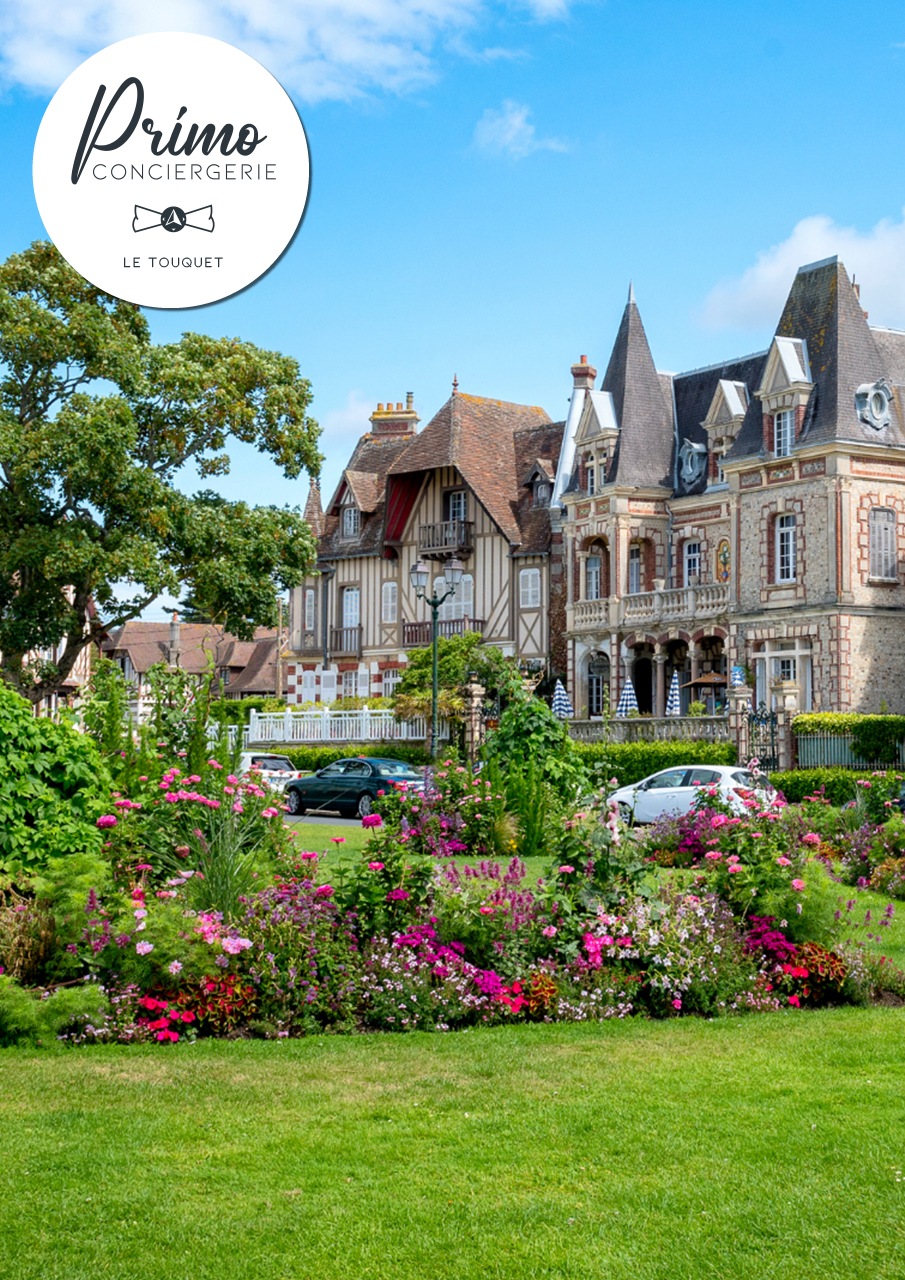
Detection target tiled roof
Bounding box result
[303,480,324,539]
[513,421,566,552]
[104,622,278,676]
[319,432,415,559]
[225,637,287,696]
[387,391,553,544]
[344,470,381,513]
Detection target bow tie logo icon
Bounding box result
[132,204,215,234]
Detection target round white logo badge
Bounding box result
[33,32,310,309]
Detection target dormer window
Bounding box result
[535,481,551,506]
[342,506,360,537]
[774,409,794,458]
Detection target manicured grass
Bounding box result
[286,821,370,861]
[2,1010,905,1279]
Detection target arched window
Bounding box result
[869,508,897,580]
[381,580,398,623]
[588,653,610,717]
[519,568,541,609]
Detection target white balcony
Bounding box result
[569,582,730,635]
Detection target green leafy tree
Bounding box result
[0,241,321,703]
[393,633,521,721]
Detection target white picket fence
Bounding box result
[244,707,447,746]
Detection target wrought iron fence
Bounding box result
[795,731,905,771]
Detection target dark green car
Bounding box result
[284,757,425,818]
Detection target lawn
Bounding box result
[2,1010,904,1280]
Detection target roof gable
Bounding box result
[756,336,812,400]
[703,379,749,429]
[576,390,619,442]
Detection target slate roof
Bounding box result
[303,480,324,539]
[727,256,905,458]
[319,433,415,559]
[673,351,767,494]
[387,391,554,545]
[599,291,675,489]
[513,420,566,553]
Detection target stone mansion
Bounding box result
[287,256,905,717]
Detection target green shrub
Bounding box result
[793,712,905,763]
[279,743,432,773]
[0,685,108,874]
[0,976,109,1047]
[574,740,737,787]
[769,768,877,805]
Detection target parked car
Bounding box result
[238,751,304,792]
[284,757,425,818]
[607,765,771,825]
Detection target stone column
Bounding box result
[654,649,667,718]
[577,551,588,602]
[689,643,701,702]
[728,684,753,764]
[463,680,486,764]
[770,679,800,771]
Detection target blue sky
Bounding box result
[3,0,905,617]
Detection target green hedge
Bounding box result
[574,740,737,787]
[793,712,905,737]
[278,743,433,773]
[768,768,887,805]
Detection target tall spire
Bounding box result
[628,280,636,305]
[600,288,674,488]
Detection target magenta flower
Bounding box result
[559,865,575,874]
[368,861,385,871]
[542,925,557,937]
[361,813,383,828]
[96,815,118,829]
[791,879,806,891]
[776,856,792,866]
[801,832,821,845]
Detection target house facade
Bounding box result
[288,255,905,719]
[561,257,905,718]
[286,391,565,703]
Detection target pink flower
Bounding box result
[221,936,252,954]
[704,851,722,861]
[728,864,743,874]
[331,837,346,845]
[361,813,383,828]
[315,885,335,897]
[776,856,792,866]
[559,865,575,874]
[261,807,279,818]
[368,861,385,871]
[791,879,806,891]
[96,815,118,829]
[168,960,183,975]
[232,802,244,814]
[135,941,154,955]
[542,925,557,937]
[672,998,682,1010]
[801,832,821,845]
[133,908,147,919]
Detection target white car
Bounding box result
[608,765,771,825]
[238,751,305,792]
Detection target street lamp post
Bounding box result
[409,556,464,759]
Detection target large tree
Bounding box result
[0,241,321,703]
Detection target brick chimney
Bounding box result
[570,354,597,390]
[369,393,419,436]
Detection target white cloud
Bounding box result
[0,0,572,103]
[701,211,905,331]
[472,98,569,158]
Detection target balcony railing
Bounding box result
[402,616,486,647]
[418,519,474,559]
[329,625,362,657]
[569,583,730,633]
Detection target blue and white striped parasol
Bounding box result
[615,678,639,717]
[665,670,681,716]
[551,679,574,720]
